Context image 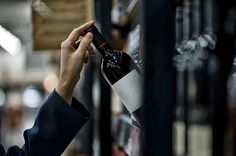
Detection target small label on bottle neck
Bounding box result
[98,42,108,50]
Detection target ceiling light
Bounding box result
[0,25,21,55]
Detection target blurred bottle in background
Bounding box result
[225,49,236,156]
[1,91,24,149]
[224,7,236,155]
[173,0,220,156]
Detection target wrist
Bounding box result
[55,80,75,104]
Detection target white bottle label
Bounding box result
[189,124,212,156]
[111,70,142,113]
[173,122,212,156]
[173,121,185,156]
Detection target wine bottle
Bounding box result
[224,9,236,156]
[86,25,143,126]
[225,51,236,156]
[188,0,220,156]
[173,3,186,156]
[173,0,220,155]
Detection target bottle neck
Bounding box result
[191,0,201,38]
[175,6,183,43]
[86,25,114,58]
[203,0,215,35]
[183,0,190,40]
[96,43,114,59]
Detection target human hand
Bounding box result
[56,21,95,104]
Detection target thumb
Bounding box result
[75,33,93,60]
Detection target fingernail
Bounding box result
[90,20,95,23]
[86,33,93,40]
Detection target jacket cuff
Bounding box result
[51,90,90,122]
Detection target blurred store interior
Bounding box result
[0,0,236,156]
[0,0,60,152]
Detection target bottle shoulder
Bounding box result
[102,50,133,65]
[101,48,142,72]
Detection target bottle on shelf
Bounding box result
[224,7,236,156]
[173,2,186,156]
[86,25,143,126]
[225,51,236,156]
[173,0,195,155]
[114,115,141,156]
[173,0,220,155]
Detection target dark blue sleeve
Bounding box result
[2,90,90,156]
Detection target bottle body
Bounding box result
[100,49,142,116]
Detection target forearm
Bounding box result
[21,90,90,156]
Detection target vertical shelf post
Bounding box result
[142,0,175,155]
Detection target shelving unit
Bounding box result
[142,0,175,155]
[91,0,236,156]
